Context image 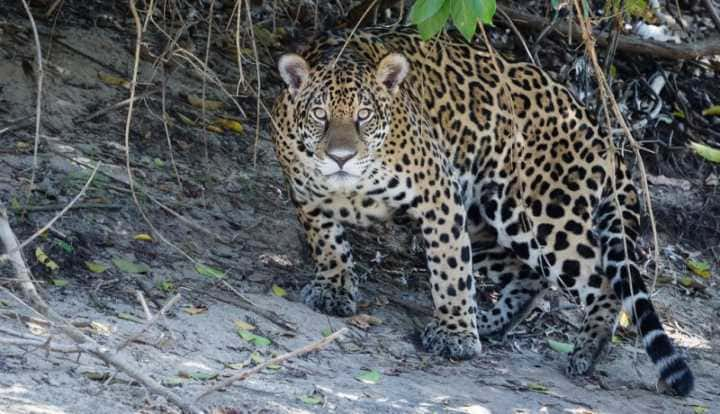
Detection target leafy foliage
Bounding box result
[409,0,496,41]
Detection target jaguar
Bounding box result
[270,27,693,396]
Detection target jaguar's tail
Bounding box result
[597,162,693,396]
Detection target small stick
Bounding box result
[19,0,45,203]
[0,286,200,414]
[0,336,80,353]
[218,280,297,332]
[195,327,347,401]
[117,293,181,352]
[703,0,720,34]
[74,88,160,124]
[496,7,535,65]
[21,203,123,213]
[136,290,153,320]
[0,202,46,313]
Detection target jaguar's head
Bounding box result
[278,51,409,190]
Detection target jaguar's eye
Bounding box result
[357,108,373,122]
[312,107,327,120]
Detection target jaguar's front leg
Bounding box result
[298,207,357,317]
[413,191,481,360]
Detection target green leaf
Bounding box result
[409,0,447,24]
[355,369,381,384]
[157,279,175,292]
[450,0,477,41]
[55,239,74,253]
[51,279,68,287]
[194,263,225,279]
[271,284,287,297]
[162,376,186,387]
[693,405,709,414]
[238,330,271,347]
[702,105,720,116]
[189,371,218,381]
[300,394,323,405]
[690,142,720,163]
[85,261,109,273]
[416,0,451,40]
[112,257,150,274]
[527,382,550,394]
[470,0,496,26]
[547,339,574,353]
[687,259,711,279]
[321,328,333,337]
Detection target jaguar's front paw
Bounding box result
[421,320,481,360]
[301,282,357,317]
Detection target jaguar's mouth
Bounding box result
[328,171,355,178]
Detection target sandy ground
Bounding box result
[1,2,719,413]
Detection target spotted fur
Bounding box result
[271,27,693,396]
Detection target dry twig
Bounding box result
[195,327,348,401]
[19,0,44,201]
[500,5,720,60]
[117,293,181,351]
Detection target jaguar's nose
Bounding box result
[327,148,357,168]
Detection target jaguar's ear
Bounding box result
[376,53,409,94]
[278,54,310,97]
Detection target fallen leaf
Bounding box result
[117,312,143,323]
[300,394,323,405]
[90,321,112,335]
[187,94,223,110]
[321,328,333,337]
[195,263,225,279]
[271,284,287,297]
[162,376,186,387]
[206,124,224,133]
[35,247,59,272]
[184,304,208,315]
[702,105,720,116]
[687,259,711,279]
[349,314,383,330]
[225,361,249,370]
[618,310,631,329]
[250,351,264,364]
[85,261,109,273]
[678,276,706,290]
[355,369,381,384]
[50,279,68,287]
[189,371,218,381]
[527,382,550,394]
[234,320,256,331]
[84,371,111,381]
[133,233,153,242]
[213,117,244,134]
[176,112,196,126]
[97,72,129,88]
[547,339,574,353]
[690,142,720,163]
[692,405,709,414]
[238,330,271,346]
[55,239,74,253]
[156,279,175,292]
[112,257,150,274]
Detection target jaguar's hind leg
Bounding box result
[472,242,548,337]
